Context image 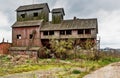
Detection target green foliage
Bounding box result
[79,39,95,50]
[50,39,74,58]
[72,70,81,74]
[0,55,11,61]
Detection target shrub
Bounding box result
[72,69,81,74]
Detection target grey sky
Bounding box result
[0,0,120,48]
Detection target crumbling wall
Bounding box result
[0,42,11,54]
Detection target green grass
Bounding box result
[0,55,120,78]
[72,70,81,74]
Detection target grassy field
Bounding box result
[0,55,120,78]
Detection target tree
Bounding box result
[49,39,74,59]
[78,39,99,60]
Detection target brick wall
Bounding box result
[0,42,11,54]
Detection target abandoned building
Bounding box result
[9,3,98,57]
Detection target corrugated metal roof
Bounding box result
[12,20,43,27]
[9,47,41,51]
[16,3,50,12]
[52,8,65,15]
[40,18,97,31]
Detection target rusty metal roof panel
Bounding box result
[40,18,97,31]
[16,3,50,12]
[12,20,43,27]
[52,8,65,15]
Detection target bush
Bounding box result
[72,69,81,74]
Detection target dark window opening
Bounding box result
[43,31,48,36]
[17,34,21,39]
[29,34,33,39]
[33,12,38,17]
[21,14,25,18]
[80,38,87,42]
[53,12,61,14]
[49,31,54,35]
[66,30,72,35]
[60,30,65,35]
[85,29,91,34]
[78,29,84,34]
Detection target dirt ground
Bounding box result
[0,68,63,78]
[83,62,120,78]
[0,62,120,78]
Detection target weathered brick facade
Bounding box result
[0,42,11,54]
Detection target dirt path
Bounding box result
[83,62,120,78]
[0,68,63,78]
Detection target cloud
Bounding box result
[0,11,11,42]
[0,30,12,43]
[0,12,9,29]
[95,10,120,48]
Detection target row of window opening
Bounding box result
[17,34,33,39]
[43,29,91,36]
[16,29,91,39]
[21,12,38,18]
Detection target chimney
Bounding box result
[74,16,77,20]
[2,38,4,43]
[52,8,65,24]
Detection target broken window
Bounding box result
[17,34,21,39]
[49,31,54,35]
[78,29,84,34]
[29,34,33,39]
[85,29,91,34]
[43,31,48,35]
[60,30,65,35]
[21,14,25,18]
[66,30,72,35]
[33,12,38,17]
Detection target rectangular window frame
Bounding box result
[21,14,25,18]
[49,31,54,35]
[43,31,48,36]
[33,12,38,17]
[60,30,65,35]
[85,29,91,34]
[78,29,84,34]
[29,34,33,39]
[17,34,21,39]
[66,30,72,35]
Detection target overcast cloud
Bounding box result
[0,0,120,48]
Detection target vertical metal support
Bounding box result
[96,36,100,56]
